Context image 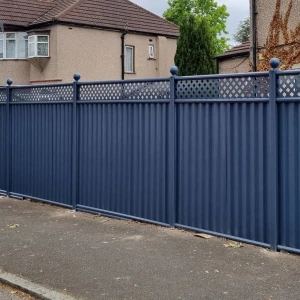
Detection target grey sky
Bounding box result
[130,0,250,44]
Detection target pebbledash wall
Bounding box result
[218,57,249,74]
[250,0,300,70]
[0,25,177,85]
[253,0,300,48]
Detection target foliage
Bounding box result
[174,15,216,76]
[233,17,250,43]
[163,0,230,54]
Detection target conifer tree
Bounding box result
[175,15,216,76]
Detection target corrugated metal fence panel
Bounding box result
[277,71,300,251]
[0,88,6,192]
[77,103,168,223]
[176,102,227,232]
[176,101,271,244]
[278,102,300,250]
[175,74,271,245]
[10,85,73,207]
[77,80,170,224]
[226,102,271,244]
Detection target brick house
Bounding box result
[0,0,179,85]
[216,0,300,73]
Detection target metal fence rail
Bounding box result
[1,59,300,254]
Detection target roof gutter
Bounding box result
[215,52,250,60]
[252,0,257,71]
[26,20,179,39]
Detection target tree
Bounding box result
[233,17,250,43]
[175,15,216,76]
[163,0,229,54]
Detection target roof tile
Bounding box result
[216,41,250,59]
[0,0,179,37]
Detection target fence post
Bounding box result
[6,79,13,197]
[168,66,178,226]
[72,73,81,210]
[269,58,280,251]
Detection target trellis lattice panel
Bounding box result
[176,76,270,99]
[10,104,73,206]
[277,75,300,98]
[0,88,7,102]
[11,85,73,102]
[79,80,170,100]
[77,102,169,224]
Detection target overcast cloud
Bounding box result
[130,0,250,45]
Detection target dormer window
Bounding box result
[28,35,49,58]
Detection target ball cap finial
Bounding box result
[170,66,179,76]
[270,58,280,69]
[73,73,81,82]
[6,79,13,86]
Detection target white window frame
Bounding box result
[28,35,49,58]
[28,36,36,57]
[149,45,155,59]
[17,33,28,59]
[0,32,28,60]
[0,33,3,59]
[125,45,134,73]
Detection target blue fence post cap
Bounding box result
[170,66,179,76]
[73,73,81,82]
[270,58,280,70]
[7,79,13,86]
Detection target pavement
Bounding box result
[0,197,300,300]
[0,282,36,300]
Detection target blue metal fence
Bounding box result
[1,59,300,253]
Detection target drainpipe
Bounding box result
[252,0,257,72]
[121,31,128,80]
[216,59,220,74]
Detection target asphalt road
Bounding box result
[1,197,300,300]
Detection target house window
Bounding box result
[6,33,16,58]
[0,32,28,59]
[149,45,154,59]
[125,46,134,73]
[28,35,49,58]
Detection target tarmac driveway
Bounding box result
[0,197,300,300]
